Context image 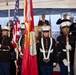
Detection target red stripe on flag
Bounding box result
[12,20,20,46]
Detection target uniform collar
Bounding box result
[62,34,70,37]
[2,35,7,38]
[43,36,49,39]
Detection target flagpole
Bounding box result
[66,35,70,75]
[8,9,10,37]
[24,0,25,22]
[6,1,10,37]
[49,14,51,25]
[74,41,76,75]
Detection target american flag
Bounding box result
[12,0,20,74]
[12,0,20,60]
[12,0,20,48]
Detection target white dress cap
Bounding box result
[60,21,71,28]
[41,26,51,31]
[20,24,26,29]
[1,25,10,31]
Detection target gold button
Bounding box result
[45,50,48,53]
[22,46,23,47]
[46,44,48,46]
[46,46,48,48]
[46,41,48,43]
[22,44,24,45]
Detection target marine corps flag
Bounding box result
[22,0,38,75]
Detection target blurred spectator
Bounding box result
[56,13,70,24]
[38,14,50,26]
[56,13,71,34]
[70,16,76,37]
[0,25,2,37]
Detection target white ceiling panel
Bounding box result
[0,0,75,10]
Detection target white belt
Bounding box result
[63,49,66,52]
[0,49,10,51]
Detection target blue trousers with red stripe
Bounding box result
[40,66,53,75]
[18,65,22,75]
[60,65,74,75]
[0,62,10,75]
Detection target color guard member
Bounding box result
[18,23,26,75]
[36,26,56,75]
[0,25,13,75]
[57,21,75,75]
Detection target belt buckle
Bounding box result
[43,59,50,63]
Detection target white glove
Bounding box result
[53,63,56,67]
[0,44,1,48]
[20,51,23,56]
[14,60,19,72]
[14,60,18,68]
[66,44,72,51]
[62,59,70,66]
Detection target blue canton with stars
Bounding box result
[14,0,19,25]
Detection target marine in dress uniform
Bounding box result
[36,26,56,75]
[57,21,75,75]
[18,23,26,75]
[8,20,16,75]
[0,25,13,75]
[38,14,50,26]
